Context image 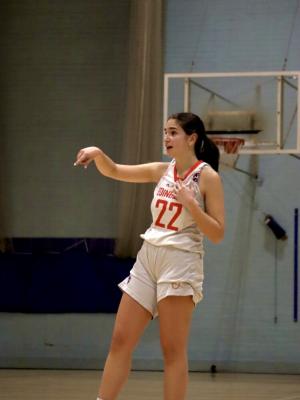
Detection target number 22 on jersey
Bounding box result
[154,199,182,231]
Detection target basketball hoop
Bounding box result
[211,137,245,169]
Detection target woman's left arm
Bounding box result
[174,168,225,243]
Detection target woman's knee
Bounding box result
[160,339,187,364]
[109,328,135,355]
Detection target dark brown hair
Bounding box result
[168,112,220,172]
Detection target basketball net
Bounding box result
[211,137,245,169]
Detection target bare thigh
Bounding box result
[110,293,152,352]
[158,296,194,353]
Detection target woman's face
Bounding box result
[164,119,196,157]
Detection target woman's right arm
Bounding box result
[74,146,168,183]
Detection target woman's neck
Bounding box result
[174,154,198,178]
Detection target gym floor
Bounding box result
[1,369,300,400]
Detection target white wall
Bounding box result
[164,0,300,372]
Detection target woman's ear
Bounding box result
[188,133,198,146]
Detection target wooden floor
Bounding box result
[0,369,300,400]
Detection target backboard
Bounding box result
[164,71,300,155]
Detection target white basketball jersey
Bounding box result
[141,159,208,253]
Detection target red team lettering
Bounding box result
[156,187,176,199]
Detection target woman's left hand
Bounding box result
[173,181,195,208]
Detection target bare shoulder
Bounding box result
[200,165,223,195]
[201,165,221,181]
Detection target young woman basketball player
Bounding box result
[74,112,225,400]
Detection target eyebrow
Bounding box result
[164,126,178,131]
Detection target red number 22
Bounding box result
[154,199,182,231]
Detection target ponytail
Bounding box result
[168,112,220,172]
[195,135,220,172]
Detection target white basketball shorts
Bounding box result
[118,241,204,318]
